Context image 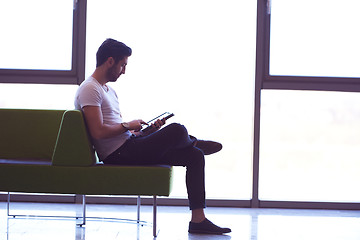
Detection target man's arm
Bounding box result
[82,106,146,140]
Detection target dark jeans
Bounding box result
[103,123,206,210]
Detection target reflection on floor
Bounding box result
[1,202,360,240]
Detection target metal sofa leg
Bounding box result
[76,194,86,227]
[153,195,157,237]
[137,196,141,223]
[7,192,10,217]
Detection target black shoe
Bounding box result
[188,218,231,234]
[194,140,222,155]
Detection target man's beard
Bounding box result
[106,65,120,82]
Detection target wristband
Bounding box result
[121,122,130,130]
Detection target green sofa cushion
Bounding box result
[0,164,173,196]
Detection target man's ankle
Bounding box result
[191,216,206,223]
[191,208,206,223]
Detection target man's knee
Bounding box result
[167,122,187,134]
[166,123,189,140]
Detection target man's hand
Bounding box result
[126,119,148,132]
[152,118,166,129]
[140,118,166,136]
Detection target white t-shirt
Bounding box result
[74,76,132,160]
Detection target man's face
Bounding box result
[106,57,128,82]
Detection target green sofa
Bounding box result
[0,109,173,236]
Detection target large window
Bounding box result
[86,0,257,200]
[1,0,360,209]
[269,0,360,78]
[0,0,85,109]
[0,0,73,70]
[254,0,360,209]
[259,90,360,202]
[0,0,85,85]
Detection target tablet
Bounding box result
[142,112,174,133]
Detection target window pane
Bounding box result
[269,0,360,78]
[87,0,257,200]
[0,0,73,70]
[260,90,360,202]
[0,83,77,109]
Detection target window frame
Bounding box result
[252,0,360,209]
[0,0,86,85]
[261,0,360,93]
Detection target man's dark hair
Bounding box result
[96,38,132,67]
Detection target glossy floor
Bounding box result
[1,202,360,240]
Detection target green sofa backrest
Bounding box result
[0,109,65,160]
[52,110,96,166]
[0,109,96,166]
